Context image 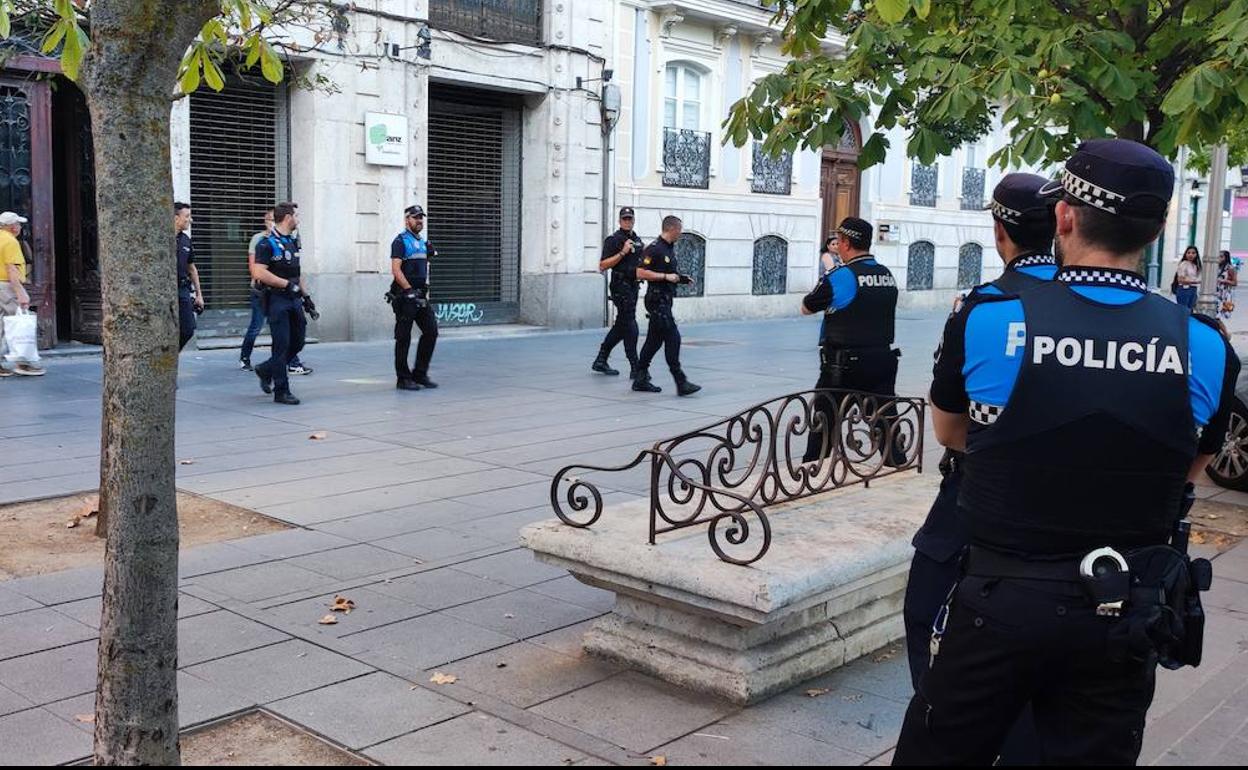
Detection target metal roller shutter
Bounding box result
[189,73,290,309]
[427,93,521,325]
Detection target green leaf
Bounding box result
[858,132,889,169]
[258,40,283,83]
[41,21,67,54]
[876,0,911,24]
[203,57,225,92]
[913,0,933,19]
[0,3,11,40]
[60,23,87,80]
[179,49,203,94]
[1162,69,1199,115]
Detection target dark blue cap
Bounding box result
[405,205,425,218]
[988,173,1053,225]
[1038,139,1174,218]
[837,217,873,246]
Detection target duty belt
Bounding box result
[819,345,896,366]
[965,545,1094,583]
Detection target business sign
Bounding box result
[1231,195,1248,262]
[365,112,407,167]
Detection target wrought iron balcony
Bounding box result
[429,0,542,46]
[662,128,711,189]
[910,163,938,207]
[751,143,792,195]
[961,167,986,211]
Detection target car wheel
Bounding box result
[1207,398,1248,491]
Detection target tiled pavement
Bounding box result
[1,312,1246,765]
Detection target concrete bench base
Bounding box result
[522,471,938,704]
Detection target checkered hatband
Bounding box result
[1061,168,1127,214]
[990,198,1024,225]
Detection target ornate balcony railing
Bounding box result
[961,167,986,211]
[910,164,938,207]
[551,389,926,565]
[662,128,712,189]
[752,143,793,195]
[429,0,542,46]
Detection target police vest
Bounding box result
[399,231,429,286]
[820,259,898,348]
[960,281,1197,556]
[263,234,300,280]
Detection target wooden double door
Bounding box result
[819,122,863,245]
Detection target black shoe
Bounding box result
[676,379,702,397]
[628,363,640,380]
[591,356,619,376]
[256,364,273,394]
[396,378,422,391]
[239,358,252,371]
[413,374,438,389]
[273,391,301,405]
[632,369,662,393]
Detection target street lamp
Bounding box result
[1189,178,1204,250]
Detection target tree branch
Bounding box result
[1142,0,1189,47]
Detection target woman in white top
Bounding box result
[1173,246,1202,311]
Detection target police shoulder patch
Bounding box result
[664,256,671,263]
[643,257,652,265]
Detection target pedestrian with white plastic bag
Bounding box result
[0,211,45,377]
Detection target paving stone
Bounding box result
[0,587,42,617]
[3,566,104,604]
[446,506,556,543]
[0,640,97,703]
[0,684,32,717]
[1213,543,1248,584]
[451,550,567,588]
[654,712,869,765]
[529,672,737,754]
[260,587,430,636]
[228,528,357,559]
[527,620,595,658]
[527,576,616,613]
[182,640,373,703]
[178,610,290,667]
[750,684,907,758]
[185,561,338,602]
[0,607,97,661]
[41,693,96,733]
[178,670,258,728]
[812,651,914,705]
[49,592,219,631]
[0,706,94,764]
[441,589,599,639]
[269,671,470,749]
[371,527,503,562]
[444,641,621,709]
[178,542,274,579]
[364,712,588,766]
[286,544,421,580]
[348,613,516,675]
[311,502,480,542]
[368,567,513,610]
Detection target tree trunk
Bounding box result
[78,0,218,764]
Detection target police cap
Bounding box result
[836,217,873,248]
[1039,139,1174,218]
[405,205,425,218]
[987,173,1053,226]
[619,207,635,219]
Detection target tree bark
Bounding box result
[78,0,218,764]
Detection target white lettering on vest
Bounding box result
[857,274,897,288]
[1032,335,1185,374]
[1006,322,1028,357]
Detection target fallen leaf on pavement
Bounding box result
[650,757,667,766]
[309,431,328,440]
[429,672,457,685]
[317,614,338,625]
[805,688,830,698]
[842,693,864,702]
[74,714,95,724]
[496,662,508,669]
[330,595,355,613]
[503,613,515,619]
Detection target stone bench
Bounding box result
[521,389,936,704]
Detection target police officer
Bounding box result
[174,202,204,351]
[799,217,899,463]
[631,215,700,396]
[902,173,1057,765]
[894,140,1240,765]
[390,205,439,391]
[251,201,306,405]
[592,207,645,378]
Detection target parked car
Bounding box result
[1207,355,1248,491]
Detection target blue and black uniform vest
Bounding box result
[398,231,430,287]
[961,279,1197,556]
[262,233,300,282]
[820,259,898,348]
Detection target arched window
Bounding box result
[957,243,983,289]
[752,236,788,295]
[675,233,706,298]
[907,241,935,290]
[664,63,705,131]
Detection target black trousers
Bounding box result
[803,347,899,463]
[892,574,1156,766]
[177,290,196,351]
[638,296,681,373]
[257,295,305,395]
[599,286,639,365]
[395,301,438,380]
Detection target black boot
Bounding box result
[628,362,640,380]
[632,368,662,393]
[396,378,421,391]
[413,372,438,389]
[673,368,702,397]
[273,390,301,405]
[256,363,273,394]
[591,353,619,376]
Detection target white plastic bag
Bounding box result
[3,308,39,364]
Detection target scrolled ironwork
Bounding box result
[662,128,711,189]
[548,388,926,566]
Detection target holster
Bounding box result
[1107,544,1212,669]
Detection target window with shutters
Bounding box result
[675,233,706,298]
[958,243,983,289]
[908,241,935,290]
[189,73,290,309]
[752,236,787,295]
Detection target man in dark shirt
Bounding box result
[390,204,439,390]
[632,215,700,396]
[593,207,646,378]
[174,202,203,351]
[251,201,306,405]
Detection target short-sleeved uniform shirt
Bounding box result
[254,232,301,282]
[0,229,26,284]
[603,229,645,288]
[641,237,678,304]
[176,231,194,287]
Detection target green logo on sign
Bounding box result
[368,123,388,146]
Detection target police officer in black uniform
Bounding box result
[390,205,439,391]
[251,201,306,405]
[592,207,645,378]
[894,139,1239,765]
[632,215,701,396]
[799,217,899,463]
[174,202,204,351]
